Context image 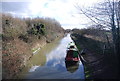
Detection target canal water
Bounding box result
[19,34,85,79]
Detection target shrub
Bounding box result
[2,14,27,39]
[27,23,46,36]
[2,13,64,42]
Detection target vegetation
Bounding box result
[74,0,120,79]
[2,13,64,79]
[71,28,118,79]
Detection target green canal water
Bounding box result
[18,34,85,79]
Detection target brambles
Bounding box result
[2,13,64,41]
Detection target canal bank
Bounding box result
[18,34,85,79]
[71,33,118,79]
[2,34,64,79]
[2,13,65,79]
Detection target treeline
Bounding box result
[2,13,64,79]
[2,13,64,42]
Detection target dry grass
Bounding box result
[2,39,32,79]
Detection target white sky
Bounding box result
[1,0,103,29]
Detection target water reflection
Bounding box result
[18,37,61,78]
[65,61,79,73]
[45,34,74,71]
[29,66,39,72]
[21,34,85,79]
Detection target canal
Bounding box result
[19,34,85,79]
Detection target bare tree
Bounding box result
[76,0,120,78]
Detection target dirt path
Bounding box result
[83,49,118,79]
[71,33,118,79]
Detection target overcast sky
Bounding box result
[1,0,103,29]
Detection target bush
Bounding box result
[27,27,38,35]
[27,23,46,36]
[2,13,64,42]
[2,14,27,39]
[18,34,31,43]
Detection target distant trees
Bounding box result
[76,0,120,78]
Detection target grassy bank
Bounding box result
[2,13,64,79]
[71,33,118,79]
